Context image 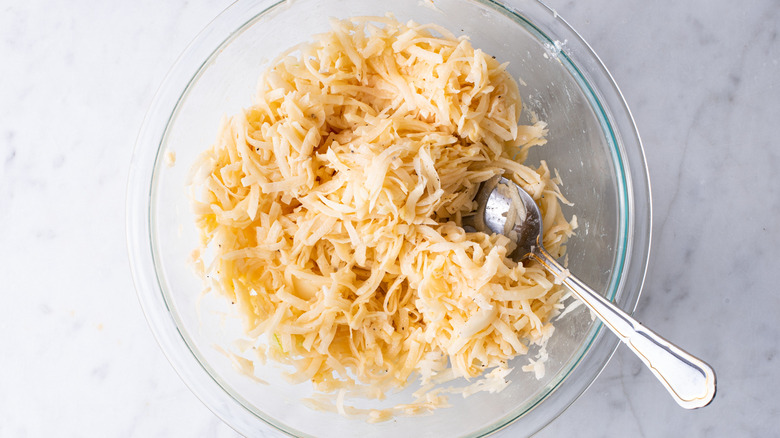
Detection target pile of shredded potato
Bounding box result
[190,16,576,419]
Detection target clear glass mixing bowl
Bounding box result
[127,0,652,436]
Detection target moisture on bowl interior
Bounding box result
[188,16,577,421]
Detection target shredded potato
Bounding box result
[190,16,576,418]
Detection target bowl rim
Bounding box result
[126,0,652,436]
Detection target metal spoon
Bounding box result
[462,175,716,409]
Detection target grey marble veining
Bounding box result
[0,0,777,436]
[536,1,780,437]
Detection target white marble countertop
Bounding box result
[1,0,777,436]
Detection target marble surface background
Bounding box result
[1,0,777,436]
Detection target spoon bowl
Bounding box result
[464,176,543,261]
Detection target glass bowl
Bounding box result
[127,0,652,436]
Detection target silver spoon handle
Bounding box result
[531,247,716,409]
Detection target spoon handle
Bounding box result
[531,247,716,409]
